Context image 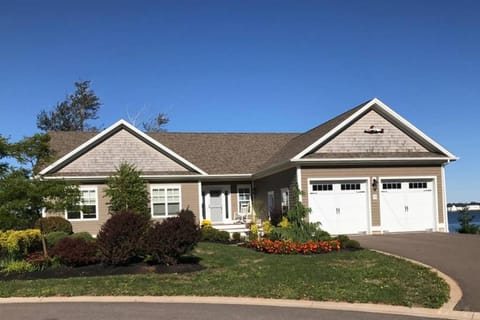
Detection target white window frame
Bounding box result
[280,187,290,214]
[267,191,275,215]
[237,184,252,215]
[66,186,99,221]
[150,184,182,218]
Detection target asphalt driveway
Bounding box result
[352,232,480,312]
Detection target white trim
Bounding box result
[197,181,202,223]
[378,176,438,232]
[202,185,232,223]
[307,177,371,235]
[267,191,275,217]
[237,184,252,218]
[150,184,182,218]
[280,187,290,214]
[65,186,99,221]
[42,174,252,181]
[293,157,451,163]
[292,98,458,161]
[441,165,449,232]
[39,119,208,176]
[296,166,302,203]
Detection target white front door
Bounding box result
[380,179,436,232]
[309,180,369,235]
[203,186,231,223]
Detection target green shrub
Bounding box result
[201,227,230,243]
[97,210,150,265]
[45,231,69,249]
[1,259,35,274]
[69,232,94,242]
[335,235,350,248]
[0,229,42,259]
[232,232,241,242]
[50,237,98,267]
[343,239,361,250]
[249,224,259,241]
[143,213,201,265]
[457,209,480,234]
[35,216,73,235]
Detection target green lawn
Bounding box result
[0,242,449,308]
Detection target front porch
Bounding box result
[211,221,263,238]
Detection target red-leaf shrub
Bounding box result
[144,210,201,265]
[50,237,98,266]
[96,210,150,265]
[245,239,341,255]
[35,216,73,234]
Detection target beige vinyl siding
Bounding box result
[57,129,190,175]
[315,109,429,154]
[301,166,444,228]
[254,168,297,221]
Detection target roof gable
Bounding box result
[40,120,208,176]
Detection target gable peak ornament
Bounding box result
[364,125,384,134]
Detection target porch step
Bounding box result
[211,223,262,237]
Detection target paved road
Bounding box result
[0,302,447,320]
[352,233,480,312]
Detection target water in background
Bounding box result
[448,210,480,233]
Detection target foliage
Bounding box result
[200,219,212,228]
[248,224,258,241]
[104,162,150,216]
[1,259,35,274]
[456,208,480,234]
[37,80,101,132]
[200,227,230,243]
[343,239,361,250]
[69,232,94,242]
[232,232,241,242]
[9,133,52,174]
[25,252,55,271]
[35,216,73,235]
[246,239,341,255]
[262,220,272,235]
[144,210,201,265]
[142,112,169,132]
[0,229,42,259]
[96,210,150,265]
[277,217,290,228]
[50,237,98,267]
[45,231,70,249]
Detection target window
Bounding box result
[67,188,98,220]
[382,182,402,190]
[341,183,361,191]
[281,188,289,214]
[151,186,181,217]
[237,185,251,214]
[312,183,333,191]
[409,181,428,189]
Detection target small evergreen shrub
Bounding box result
[45,231,69,249]
[201,227,230,243]
[69,232,94,242]
[457,209,480,234]
[0,229,42,259]
[96,210,150,265]
[232,232,241,242]
[262,221,272,236]
[249,224,259,241]
[343,239,361,250]
[50,237,98,267]
[144,213,201,265]
[35,216,73,235]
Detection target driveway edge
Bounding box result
[0,296,478,320]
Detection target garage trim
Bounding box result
[379,175,439,233]
[307,177,372,234]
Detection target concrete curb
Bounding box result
[0,296,479,320]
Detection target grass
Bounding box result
[0,242,449,308]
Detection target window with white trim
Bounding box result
[312,183,333,191]
[237,185,251,215]
[281,188,289,214]
[382,182,402,190]
[151,186,181,217]
[409,181,428,189]
[66,188,98,220]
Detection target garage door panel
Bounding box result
[309,180,369,235]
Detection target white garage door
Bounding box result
[380,179,436,232]
[309,180,369,235]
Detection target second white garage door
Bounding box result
[380,179,436,232]
[309,180,369,235]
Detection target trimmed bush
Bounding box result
[35,217,73,235]
[232,232,241,242]
[144,212,201,265]
[0,229,42,259]
[69,232,94,242]
[201,227,230,243]
[343,239,361,250]
[96,210,150,265]
[45,231,69,249]
[50,237,98,267]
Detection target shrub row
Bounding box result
[0,229,41,259]
[246,239,341,254]
[50,237,98,266]
[200,226,230,243]
[35,216,73,235]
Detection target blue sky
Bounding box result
[0,0,478,202]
